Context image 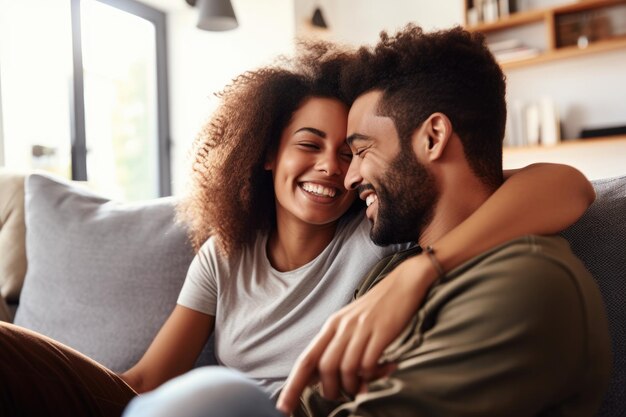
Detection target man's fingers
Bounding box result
[318,317,358,400]
[276,327,336,415]
[277,352,319,414]
[356,362,398,396]
[360,329,392,380]
[340,324,372,395]
[371,362,397,380]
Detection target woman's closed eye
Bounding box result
[297,142,320,151]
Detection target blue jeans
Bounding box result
[123,367,284,417]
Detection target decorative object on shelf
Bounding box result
[466,0,517,26]
[557,9,614,48]
[311,4,328,29]
[580,124,626,139]
[505,97,560,147]
[185,0,238,31]
[483,0,500,22]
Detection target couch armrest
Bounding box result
[0,171,27,305]
[0,296,11,322]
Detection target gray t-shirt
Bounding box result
[177,212,411,398]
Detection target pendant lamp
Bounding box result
[185,0,239,31]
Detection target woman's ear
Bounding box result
[264,152,276,171]
[418,112,453,162]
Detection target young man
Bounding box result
[276,25,611,416]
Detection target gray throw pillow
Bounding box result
[14,173,214,372]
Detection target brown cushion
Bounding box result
[0,171,27,307]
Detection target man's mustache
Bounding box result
[356,184,375,196]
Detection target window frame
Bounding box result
[69,0,171,196]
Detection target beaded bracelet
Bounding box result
[424,246,445,280]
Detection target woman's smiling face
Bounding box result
[266,96,356,227]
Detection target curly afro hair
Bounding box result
[177,41,358,256]
[342,24,507,189]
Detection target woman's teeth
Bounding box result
[366,194,377,207]
[301,182,337,197]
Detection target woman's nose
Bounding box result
[316,154,342,176]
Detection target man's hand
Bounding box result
[276,255,437,415]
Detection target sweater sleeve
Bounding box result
[315,243,609,417]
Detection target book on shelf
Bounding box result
[540,97,560,146]
[466,0,517,26]
[487,38,540,63]
[504,97,560,148]
[493,45,540,63]
[488,38,523,52]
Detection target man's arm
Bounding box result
[285,243,607,416]
[277,163,595,413]
[336,251,594,416]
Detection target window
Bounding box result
[0,0,170,200]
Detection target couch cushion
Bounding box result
[0,171,27,310]
[561,175,626,417]
[14,173,214,372]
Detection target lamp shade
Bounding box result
[196,0,238,31]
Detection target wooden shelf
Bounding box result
[468,0,626,32]
[554,0,626,14]
[501,34,626,69]
[503,135,626,180]
[468,9,547,32]
[504,135,626,152]
[464,0,626,69]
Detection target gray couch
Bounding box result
[0,171,624,416]
[0,172,215,370]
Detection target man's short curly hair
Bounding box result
[177,41,357,255]
[342,25,507,188]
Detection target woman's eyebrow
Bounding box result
[294,127,326,138]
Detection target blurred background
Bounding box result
[1,0,625,201]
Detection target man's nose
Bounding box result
[344,158,362,190]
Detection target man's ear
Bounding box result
[414,113,453,162]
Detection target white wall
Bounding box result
[167,0,295,194]
[295,0,464,46]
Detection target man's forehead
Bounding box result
[349,90,382,121]
[347,90,395,136]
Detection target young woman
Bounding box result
[0,42,594,417]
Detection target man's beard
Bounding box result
[370,148,438,246]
